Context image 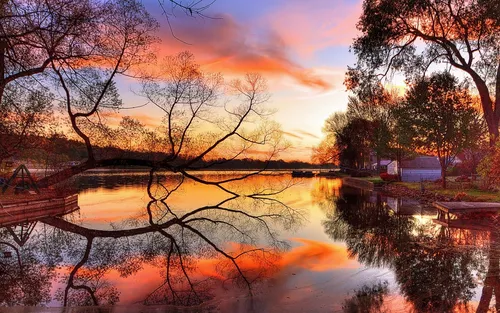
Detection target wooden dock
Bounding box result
[433,218,498,232]
[0,194,79,227]
[434,201,500,214]
[433,201,500,227]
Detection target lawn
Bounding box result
[393,180,500,202]
[357,176,384,184]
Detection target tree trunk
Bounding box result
[471,70,499,147]
[0,39,6,105]
[478,231,500,313]
[396,149,402,181]
[441,166,447,189]
[0,0,6,105]
[376,153,381,174]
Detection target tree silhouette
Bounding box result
[394,72,485,188]
[0,170,301,307]
[347,0,500,145]
[324,186,482,312]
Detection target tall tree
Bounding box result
[347,0,500,145]
[347,85,396,172]
[0,0,215,102]
[0,0,215,166]
[336,117,374,170]
[395,72,484,188]
[311,112,347,165]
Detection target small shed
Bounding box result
[387,156,441,182]
[371,159,391,172]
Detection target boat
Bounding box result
[316,170,339,177]
[291,170,314,178]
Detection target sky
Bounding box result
[114,0,363,161]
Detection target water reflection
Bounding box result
[2,174,500,312]
[342,281,390,313]
[0,171,303,309]
[325,185,497,312]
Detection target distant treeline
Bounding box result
[7,134,329,170]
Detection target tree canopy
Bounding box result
[394,72,484,187]
[347,0,500,144]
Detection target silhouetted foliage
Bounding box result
[393,72,485,188]
[347,0,500,144]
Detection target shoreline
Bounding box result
[344,177,500,203]
[379,182,500,203]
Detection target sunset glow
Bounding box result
[2,0,499,311]
[106,0,361,161]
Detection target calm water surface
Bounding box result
[0,171,497,312]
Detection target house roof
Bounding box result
[401,156,440,169]
[372,160,392,167]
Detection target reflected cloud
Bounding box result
[282,238,357,272]
[0,170,304,308]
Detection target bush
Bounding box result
[447,166,460,176]
[477,142,500,190]
[453,192,467,201]
[351,170,371,177]
[380,173,398,181]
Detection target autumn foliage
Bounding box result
[477,142,500,190]
[380,173,398,182]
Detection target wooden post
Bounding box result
[2,164,40,194]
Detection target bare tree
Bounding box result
[0,0,215,102]
[39,52,287,195]
[0,81,52,164]
[0,0,217,168]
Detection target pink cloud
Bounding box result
[150,14,333,90]
[264,0,362,57]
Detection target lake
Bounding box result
[0,171,497,312]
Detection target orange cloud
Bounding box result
[151,14,332,91]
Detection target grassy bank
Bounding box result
[356,176,384,184]
[388,181,500,202]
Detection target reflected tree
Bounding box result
[324,186,482,312]
[325,188,414,267]
[0,170,301,307]
[342,281,390,313]
[0,230,56,306]
[394,240,476,312]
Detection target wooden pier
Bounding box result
[0,194,79,227]
[433,201,500,227]
[434,201,500,214]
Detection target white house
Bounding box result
[387,156,441,182]
[371,159,392,171]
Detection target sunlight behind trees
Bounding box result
[347,0,500,144]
